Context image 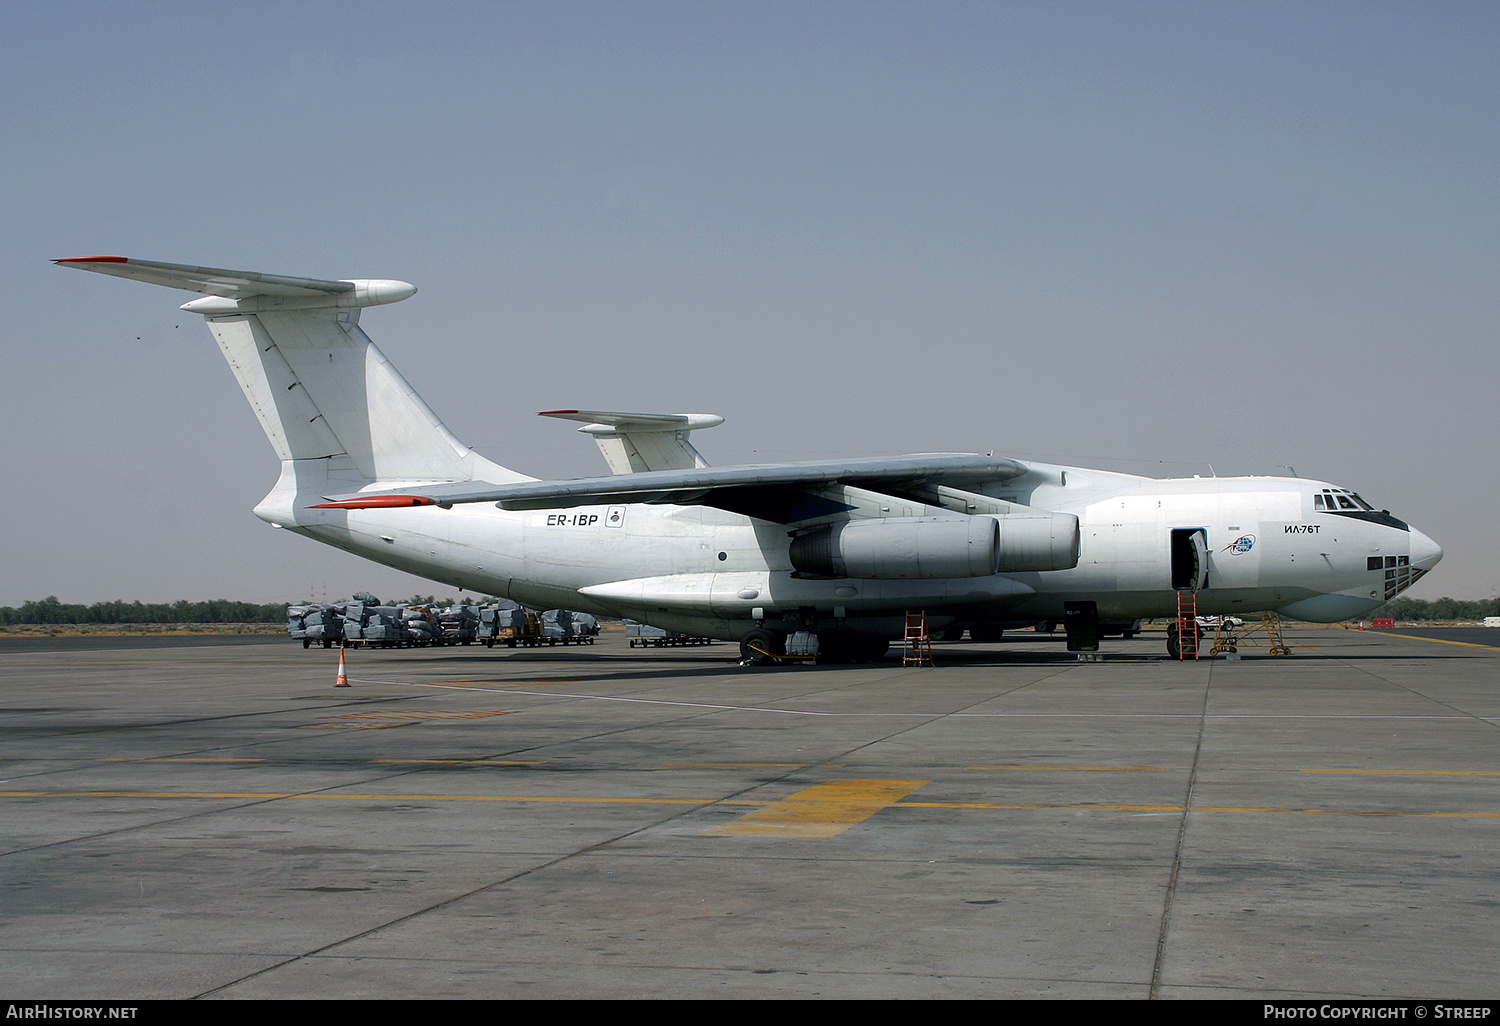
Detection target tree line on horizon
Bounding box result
[1,593,1496,626]
[1365,595,1499,622]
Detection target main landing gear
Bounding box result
[1165,620,1204,660]
[738,629,890,666]
[738,629,785,665]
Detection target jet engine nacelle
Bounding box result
[789,513,1079,580]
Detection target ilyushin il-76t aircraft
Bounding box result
[58,256,1442,662]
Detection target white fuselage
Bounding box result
[268,460,1439,639]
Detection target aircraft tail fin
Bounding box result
[55,257,529,511]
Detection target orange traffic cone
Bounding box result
[334,645,350,687]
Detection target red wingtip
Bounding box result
[538,409,580,415]
[308,495,437,510]
[54,256,128,264]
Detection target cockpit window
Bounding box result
[1317,488,1378,512]
[1314,487,1410,532]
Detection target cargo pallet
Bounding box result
[628,635,714,648]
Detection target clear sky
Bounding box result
[2,0,1495,605]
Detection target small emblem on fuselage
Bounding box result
[1223,534,1255,553]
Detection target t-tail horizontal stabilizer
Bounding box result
[539,409,725,474]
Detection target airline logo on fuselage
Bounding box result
[1222,534,1256,553]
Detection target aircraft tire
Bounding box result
[1166,622,1179,659]
[740,629,784,666]
[970,623,1005,643]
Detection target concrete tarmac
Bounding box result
[2,628,1497,1000]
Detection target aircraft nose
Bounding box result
[1409,527,1443,571]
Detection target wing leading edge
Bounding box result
[55,256,356,299]
[54,256,415,315]
[314,453,1028,521]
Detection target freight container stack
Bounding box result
[437,604,483,644]
[289,596,609,650]
[478,605,542,648]
[541,609,600,645]
[287,604,343,647]
[400,606,441,646]
[354,606,408,644]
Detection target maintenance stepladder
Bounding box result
[904,611,934,667]
[1171,590,1199,660]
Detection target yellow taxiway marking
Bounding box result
[968,764,1168,772]
[3,789,1500,821]
[1369,631,1500,651]
[703,779,929,838]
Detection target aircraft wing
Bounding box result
[55,256,357,299]
[313,453,1027,522]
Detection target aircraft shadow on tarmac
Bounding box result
[351,644,1480,691]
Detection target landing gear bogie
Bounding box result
[739,628,785,666]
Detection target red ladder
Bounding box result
[903,611,934,667]
[1175,590,1199,661]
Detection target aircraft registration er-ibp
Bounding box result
[57,256,1442,662]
